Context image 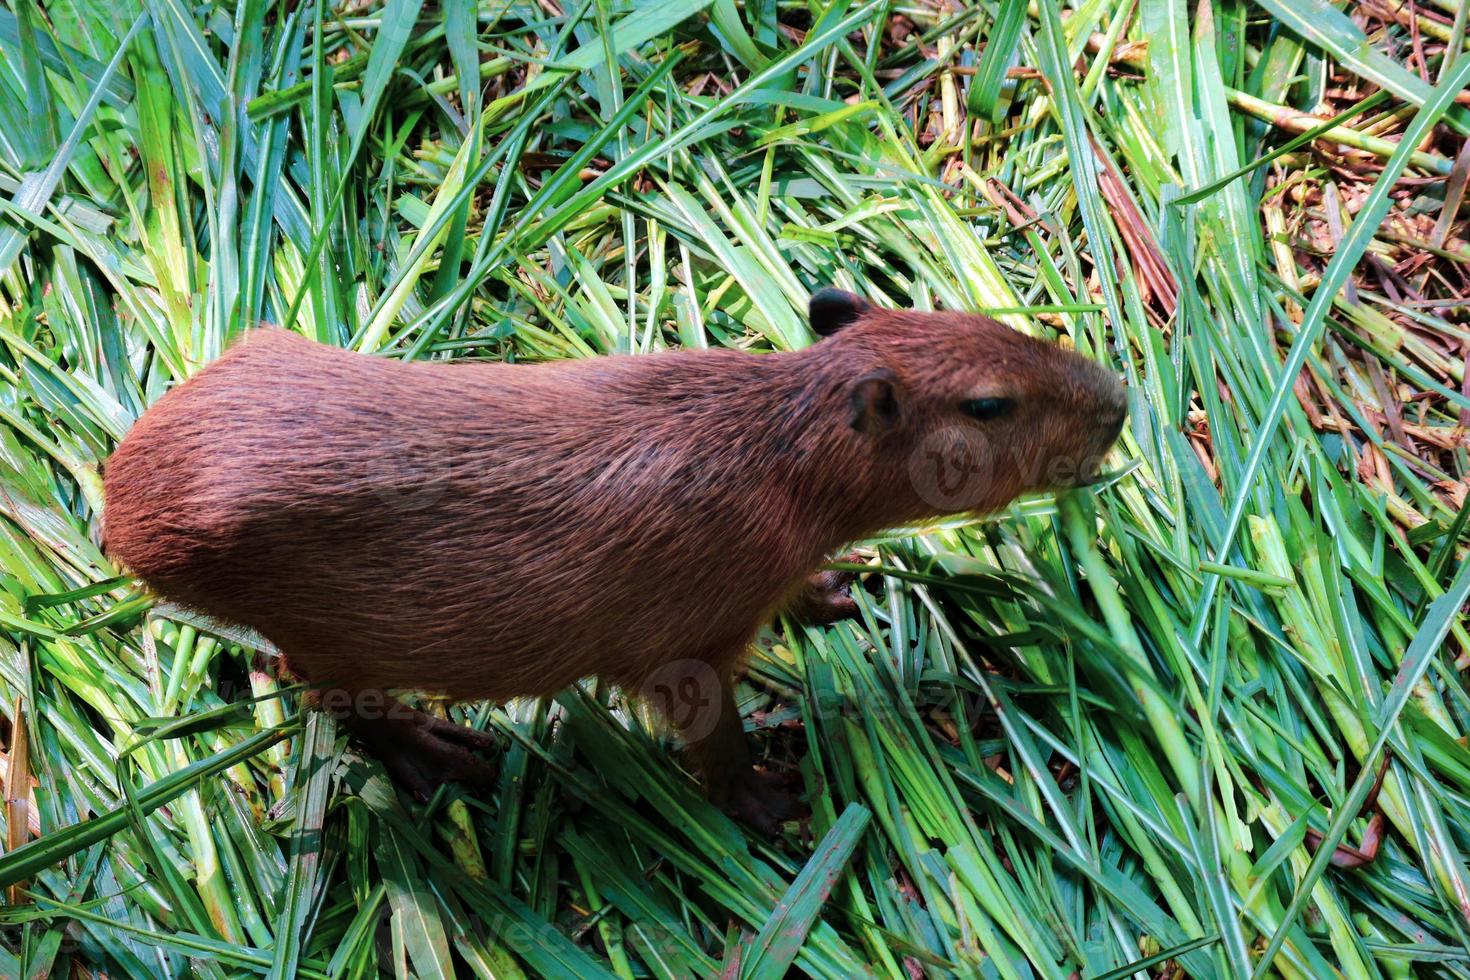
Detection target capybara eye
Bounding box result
[960,397,1015,421]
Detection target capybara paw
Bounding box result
[806,570,860,622]
[788,556,866,625]
[377,719,501,801]
[720,769,803,837]
[420,713,502,754]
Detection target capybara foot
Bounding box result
[358,710,501,801]
[784,555,865,624]
[719,768,803,837]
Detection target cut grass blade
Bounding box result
[2,2,1468,976]
[742,803,871,980]
[0,724,295,888]
[1251,551,1470,977]
[1190,54,1470,650]
[0,13,145,281]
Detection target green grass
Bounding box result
[1,0,1469,976]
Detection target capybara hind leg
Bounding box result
[322,689,500,800]
[644,659,801,836]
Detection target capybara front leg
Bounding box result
[643,660,798,836]
[320,688,500,800]
[780,553,867,624]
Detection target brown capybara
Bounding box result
[102,290,1126,832]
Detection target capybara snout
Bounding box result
[807,290,1126,513]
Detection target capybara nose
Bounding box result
[1077,368,1126,481]
[1105,386,1127,438]
[1077,362,1126,431]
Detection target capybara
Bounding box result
[102,290,1126,831]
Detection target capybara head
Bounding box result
[809,288,1127,520]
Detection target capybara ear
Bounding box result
[849,368,901,433]
[809,288,870,336]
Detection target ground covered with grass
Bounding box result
[1,0,1469,976]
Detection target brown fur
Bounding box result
[102,299,1124,824]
